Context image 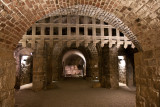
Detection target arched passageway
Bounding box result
[14,47,33,89]
[0,1,160,106]
[14,14,137,107]
[62,50,86,77]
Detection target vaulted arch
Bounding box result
[0,1,160,106]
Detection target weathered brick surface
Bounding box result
[100,45,119,88]
[0,0,160,106]
[0,47,16,107]
[135,51,160,107]
[32,50,46,91]
[0,0,159,51]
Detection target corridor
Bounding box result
[15,78,135,107]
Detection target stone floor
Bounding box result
[15,78,136,107]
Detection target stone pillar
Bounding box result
[52,56,59,81]
[14,55,21,90]
[101,45,119,89]
[46,55,53,84]
[126,54,134,87]
[45,42,53,85]
[90,56,101,88]
[101,45,110,88]
[108,46,119,89]
[0,48,16,107]
[90,56,99,79]
[32,49,45,91]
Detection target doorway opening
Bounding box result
[20,56,33,85]
[62,50,86,78]
[14,47,33,90]
[118,56,126,86]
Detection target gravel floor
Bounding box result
[15,78,136,107]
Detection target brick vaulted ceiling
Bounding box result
[0,0,160,50]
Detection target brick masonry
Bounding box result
[0,48,15,106]
[0,0,160,106]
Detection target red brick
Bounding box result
[2,0,10,4]
[25,0,32,8]
[0,23,6,27]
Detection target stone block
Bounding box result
[140,86,148,98]
[156,67,160,76]
[152,79,160,90]
[155,47,160,57]
[139,78,147,86]
[143,50,154,59]
[32,81,44,91]
[134,52,143,66]
[147,59,156,66]
[110,74,119,89]
[146,66,156,77]
[136,66,145,78]
[148,88,159,103]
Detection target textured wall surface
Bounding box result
[0,48,15,106]
[0,0,160,106]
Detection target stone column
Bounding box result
[32,49,45,91]
[14,55,21,90]
[90,56,101,88]
[46,54,53,84]
[101,45,119,89]
[109,46,119,89]
[101,45,110,88]
[44,42,53,85]
[90,56,99,79]
[52,57,59,81]
[126,54,134,87]
[0,48,15,107]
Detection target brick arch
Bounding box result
[52,43,97,60]
[42,5,141,51]
[2,0,159,51]
[53,45,92,79]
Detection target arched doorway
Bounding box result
[1,0,159,106]
[14,47,33,90]
[62,50,86,78]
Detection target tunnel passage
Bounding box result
[12,12,139,107]
[17,14,138,90]
[62,50,86,78]
[14,47,33,89]
[53,45,94,81]
[0,0,160,106]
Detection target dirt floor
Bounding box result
[15,78,136,107]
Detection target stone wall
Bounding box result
[1,0,160,50]
[133,29,160,107]
[100,45,119,88]
[135,51,160,107]
[0,0,160,106]
[0,48,16,107]
[32,49,46,91]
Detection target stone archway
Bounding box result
[62,50,86,77]
[53,44,97,81]
[14,47,33,89]
[1,5,141,106]
[0,3,143,50]
[0,0,160,106]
